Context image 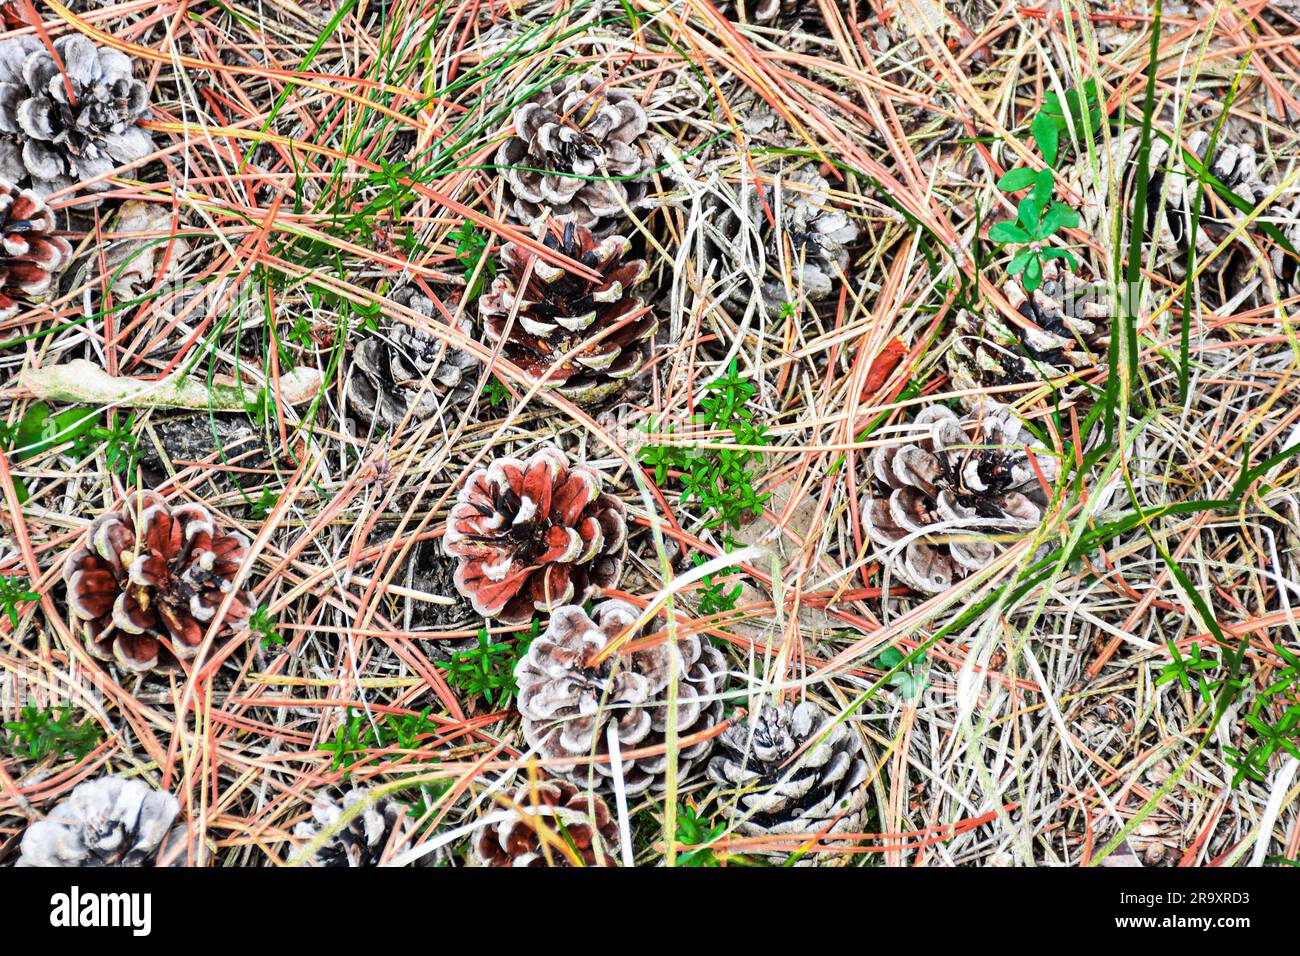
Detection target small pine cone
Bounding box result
[470,778,619,867]
[495,74,652,236]
[947,268,1110,401]
[0,35,153,195]
[293,787,410,867]
[0,180,72,318]
[443,446,626,624]
[479,221,654,405]
[708,166,859,314]
[62,491,255,672]
[1080,128,1272,281]
[17,775,192,867]
[862,402,1059,594]
[514,600,726,795]
[347,286,480,431]
[1271,195,1300,301]
[707,701,868,858]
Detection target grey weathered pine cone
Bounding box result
[707,700,868,860]
[0,34,153,195]
[862,402,1059,594]
[1079,128,1273,284]
[514,600,726,795]
[347,285,480,432]
[470,778,619,867]
[17,775,193,867]
[947,268,1110,404]
[292,787,411,867]
[390,535,479,655]
[707,165,859,315]
[495,74,652,237]
[1271,195,1300,301]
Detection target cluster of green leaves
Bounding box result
[321,706,442,778]
[2,705,105,762]
[1224,644,1300,786]
[639,360,771,533]
[691,552,743,617]
[434,624,537,707]
[1,404,138,500]
[481,375,511,408]
[249,605,284,648]
[0,575,38,627]
[674,802,728,866]
[449,219,498,300]
[988,82,1102,291]
[873,646,931,700]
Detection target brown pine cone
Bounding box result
[495,74,652,237]
[479,221,654,405]
[470,778,619,867]
[862,402,1059,594]
[707,700,868,859]
[0,180,72,319]
[62,491,255,672]
[443,446,626,624]
[947,268,1109,403]
[514,600,726,795]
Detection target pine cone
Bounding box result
[947,269,1110,402]
[0,179,71,318]
[443,446,626,624]
[514,600,726,795]
[17,775,192,867]
[496,74,652,236]
[470,778,619,866]
[1081,128,1272,283]
[62,490,255,672]
[708,166,859,314]
[347,286,480,432]
[1271,195,1300,301]
[862,402,1059,594]
[707,701,868,858]
[0,35,153,195]
[293,787,410,867]
[479,221,653,405]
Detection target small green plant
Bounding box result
[321,708,373,776]
[988,90,1094,291]
[674,802,729,867]
[1224,644,1300,786]
[320,706,444,778]
[639,360,771,532]
[249,604,284,648]
[3,705,105,761]
[1155,640,1221,708]
[481,375,510,408]
[0,574,39,626]
[2,404,138,483]
[449,218,497,299]
[691,551,742,617]
[873,646,930,700]
[434,625,536,707]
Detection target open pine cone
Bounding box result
[0,179,72,318]
[470,778,619,867]
[443,446,626,624]
[347,285,480,432]
[0,34,153,195]
[862,402,1058,594]
[514,600,726,795]
[947,268,1110,403]
[496,74,652,236]
[479,221,653,405]
[293,787,411,867]
[62,491,254,672]
[17,775,192,867]
[708,166,859,315]
[1081,128,1273,290]
[707,700,868,860]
